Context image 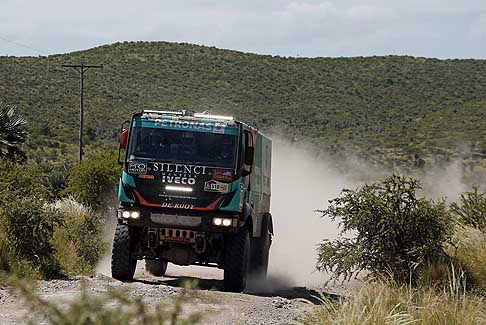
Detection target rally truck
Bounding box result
[112,109,273,292]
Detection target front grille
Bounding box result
[151,213,201,227]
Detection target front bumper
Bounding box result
[117,206,240,233]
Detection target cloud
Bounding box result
[1,0,486,58]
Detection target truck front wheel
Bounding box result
[145,259,168,277]
[111,224,137,281]
[224,227,250,292]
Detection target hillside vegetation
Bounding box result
[0,41,485,170]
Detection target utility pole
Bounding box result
[62,63,103,162]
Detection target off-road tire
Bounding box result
[111,224,137,281]
[249,215,272,279]
[145,259,168,277]
[224,227,250,292]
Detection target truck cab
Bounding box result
[112,110,273,292]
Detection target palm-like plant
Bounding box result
[0,102,27,161]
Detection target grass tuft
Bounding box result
[450,225,486,293]
[51,197,107,275]
[305,281,486,325]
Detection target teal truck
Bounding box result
[112,110,273,292]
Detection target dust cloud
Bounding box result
[420,161,468,202]
[265,139,357,289]
[96,219,116,276]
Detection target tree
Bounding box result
[0,102,27,161]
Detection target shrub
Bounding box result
[63,151,120,211]
[52,197,106,275]
[1,199,62,277]
[0,160,110,279]
[304,281,486,325]
[450,187,486,232]
[317,175,452,283]
[0,230,41,278]
[0,160,60,278]
[0,160,51,205]
[44,163,70,198]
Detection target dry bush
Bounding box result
[450,226,486,293]
[52,197,106,275]
[305,281,486,325]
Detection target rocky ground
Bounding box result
[0,264,338,324]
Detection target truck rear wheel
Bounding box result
[145,259,168,277]
[224,227,250,293]
[250,216,272,279]
[111,224,137,281]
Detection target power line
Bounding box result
[62,63,103,162]
[0,35,50,55]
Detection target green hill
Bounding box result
[1,41,485,171]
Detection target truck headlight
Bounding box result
[130,211,140,219]
[212,217,234,227]
[120,210,140,219]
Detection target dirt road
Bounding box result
[0,264,333,324]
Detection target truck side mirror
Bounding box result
[120,129,128,150]
[244,147,254,166]
[243,130,254,167]
[242,131,254,177]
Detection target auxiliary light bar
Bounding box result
[165,186,193,192]
[194,113,234,121]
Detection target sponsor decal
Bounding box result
[204,179,229,193]
[151,163,209,175]
[161,175,196,185]
[128,163,147,174]
[213,122,226,134]
[154,119,227,133]
[138,174,155,179]
[161,202,194,209]
[134,116,238,135]
[213,169,232,181]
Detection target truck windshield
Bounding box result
[127,127,238,168]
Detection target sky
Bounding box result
[1,0,486,58]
